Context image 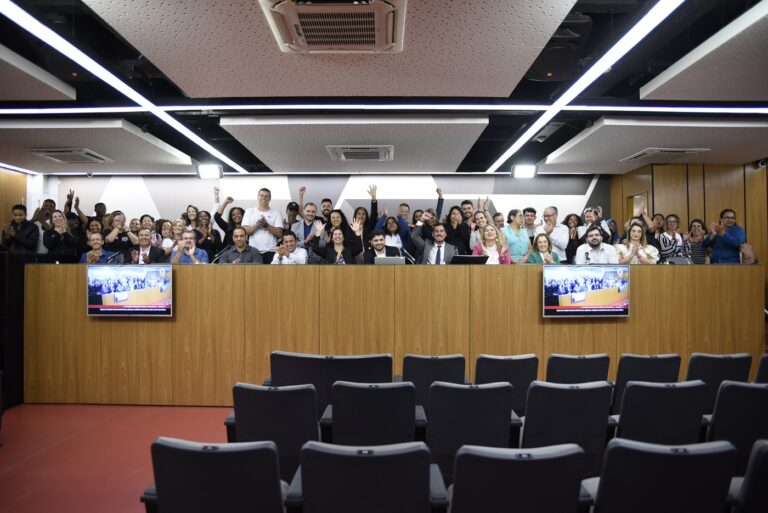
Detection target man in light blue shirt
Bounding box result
[171,229,209,264]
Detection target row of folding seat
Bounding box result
[140,436,768,513]
[225,377,768,481]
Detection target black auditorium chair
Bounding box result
[755,354,768,383]
[402,353,465,414]
[269,351,393,415]
[140,438,285,513]
[614,380,707,445]
[732,440,768,513]
[449,444,586,513]
[474,354,538,416]
[426,381,514,483]
[612,353,681,414]
[327,381,416,445]
[546,353,610,384]
[583,438,737,513]
[686,352,752,413]
[707,381,768,474]
[287,441,448,513]
[521,380,613,477]
[230,383,318,481]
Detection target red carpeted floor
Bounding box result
[0,404,230,513]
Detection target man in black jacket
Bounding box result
[363,230,400,264]
[130,228,165,264]
[1,204,39,254]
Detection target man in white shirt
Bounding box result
[242,188,283,263]
[534,206,569,262]
[574,225,619,264]
[271,231,307,264]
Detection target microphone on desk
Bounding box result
[211,245,232,264]
[401,248,416,264]
[105,250,126,264]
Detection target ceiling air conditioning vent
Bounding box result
[326,145,394,161]
[619,147,710,163]
[259,0,406,53]
[29,148,113,164]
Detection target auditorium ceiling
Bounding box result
[0,0,766,176]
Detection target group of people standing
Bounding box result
[1,185,751,266]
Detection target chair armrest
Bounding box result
[320,405,333,427]
[580,477,599,506]
[415,405,427,428]
[224,411,236,443]
[510,409,522,428]
[285,466,303,512]
[608,415,618,428]
[727,476,743,506]
[140,484,158,513]
[429,463,449,511]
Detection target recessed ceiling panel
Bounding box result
[0,119,193,174]
[639,1,768,101]
[82,0,577,97]
[0,44,76,101]
[538,117,768,175]
[220,115,488,174]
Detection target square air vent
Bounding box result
[29,148,113,164]
[259,0,406,53]
[619,147,710,163]
[326,145,394,161]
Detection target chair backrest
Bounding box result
[270,351,393,413]
[612,353,681,414]
[450,444,585,513]
[734,440,768,513]
[427,381,514,482]
[546,353,609,384]
[522,380,612,476]
[151,437,284,513]
[685,352,752,413]
[617,380,707,445]
[593,438,737,513]
[331,381,416,445]
[232,383,318,480]
[300,440,431,513]
[755,354,768,384]
[474,354,538,414]
[402,354,465,409]
[707,381,768,473]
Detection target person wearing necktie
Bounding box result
[412,223,457,265]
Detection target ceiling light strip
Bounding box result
[484,0,687,173]
[0,0,249,174]
[0,161,39,175]
[1,104,766,116]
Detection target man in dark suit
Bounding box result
[412,223,457,265]
[363,230,401,264]
[131,228,165,264]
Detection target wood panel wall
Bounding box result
[0,168,27,223]
[612,161,768,297]
[24,264,765,406]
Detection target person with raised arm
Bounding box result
[213,185,245,248]
[312,219,363,265]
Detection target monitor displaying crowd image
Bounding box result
[543,265,630,318]
[87,265,173,317]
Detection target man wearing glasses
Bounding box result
[704,209,745,264]
[534,206,569,263]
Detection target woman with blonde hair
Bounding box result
[615,221,659,264]
[472,224,511,264]
[162,218,186,259]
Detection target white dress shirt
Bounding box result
[574,243,619,264]
[271,247,308,265]
[427,243,447,265]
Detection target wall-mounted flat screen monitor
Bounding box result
[543,265,630,318]
[87,265,172,317]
